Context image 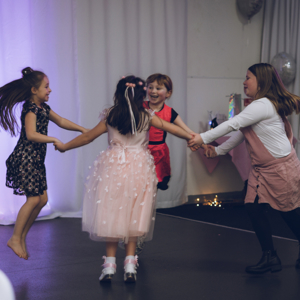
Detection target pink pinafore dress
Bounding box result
[241,118,300,211]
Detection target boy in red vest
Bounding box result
[144,73,195,190]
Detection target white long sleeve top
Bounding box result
[200,97,291,158]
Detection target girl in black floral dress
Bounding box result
[0,67,88,260]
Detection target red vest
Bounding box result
[143,101,172,143]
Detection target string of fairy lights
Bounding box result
[195,195,222,207]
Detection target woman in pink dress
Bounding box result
[189,63,300,274]
[54,75,193,283]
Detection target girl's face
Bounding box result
[243,70,258,99]
[32,76,52,103]
[147,80,172,106]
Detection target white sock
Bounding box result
[124,256,136,273]
[105,257,116,264]
[101,256,116,277]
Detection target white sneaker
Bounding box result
[99,256,116,282]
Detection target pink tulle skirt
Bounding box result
[82,145,158,243]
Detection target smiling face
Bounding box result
[31,76,51,106]
[147,80,172,110]
[243,70,258,99]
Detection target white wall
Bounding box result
[187,0,264,195]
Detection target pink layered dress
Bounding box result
[82,109,158,243]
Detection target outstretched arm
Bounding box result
[173,115,200,151]
[173,115,194,134]
[191,99,270,147]
[189,131,245,154]
[150,115,192,141]
[49,110,89,133]
[54,120,107,152]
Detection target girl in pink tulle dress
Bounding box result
[54,75,192,283]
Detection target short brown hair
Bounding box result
[146,73,173,94]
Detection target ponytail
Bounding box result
[0,67,46,136]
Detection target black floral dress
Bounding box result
[6,101,50,196]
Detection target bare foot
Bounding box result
[7,237,28,259]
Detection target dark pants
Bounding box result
[245,196,300,251]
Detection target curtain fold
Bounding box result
[261,0,300,156]
[0,0,187,225]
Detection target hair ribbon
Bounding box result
[124,86,137,135]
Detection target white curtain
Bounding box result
[261,0,300,155]
[0,0,187,225]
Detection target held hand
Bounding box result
[81,128,90,134]
[53,141,66,153]
[188,133,204,148]
[204,145,217,158]
[53,138,61,144]
[187,133,200,151]
[201,144,209,152]
[189,144,200,151]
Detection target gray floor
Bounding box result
[0,214,299,300]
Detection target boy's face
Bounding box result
[147,80,172,107]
